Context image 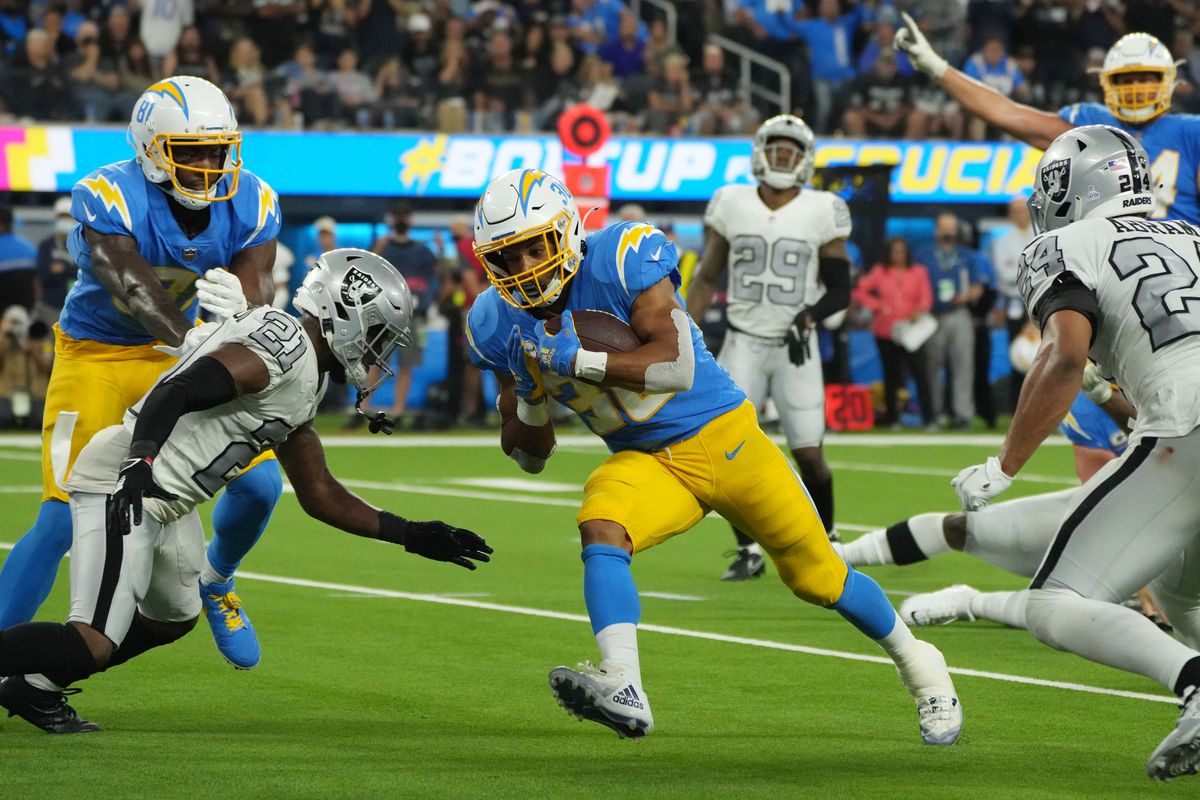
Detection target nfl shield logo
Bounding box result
[1040,158,1071,203]
[341,266,382,306]
[182,247,198,262]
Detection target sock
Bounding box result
[1174,656,1200,697]
[969,590,1029,629]
[0,622,97,685]
[840,529,892,566]
[206,461,282,580]
[26,674,63,692]
[582,544,640,630]
[731,527,756,547]
[0,501,73,627]
[595,623,641,679]
[877,619,954,697]
[829,567,898,639]
[808,473,834,533]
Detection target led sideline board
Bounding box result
[0,126,1038,203]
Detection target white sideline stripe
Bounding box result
[446,477,581,493]
[231,568,1176,706]
[828,461,1073,486]
[0,451,40,462]
[0,541,1175,705]
[642,591,705,601]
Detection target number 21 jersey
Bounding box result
[704,184,852,338]
[1019,216,1200,440]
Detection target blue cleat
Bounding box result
[200,578,261,669]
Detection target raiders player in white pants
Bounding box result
[952,125,1200,781]
[0,250,491,733]
[687,114,852,580]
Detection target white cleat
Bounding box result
[916,695,963,746]
[1147,687,1200,781]
[900,584,981,626]
[548,661,654,739]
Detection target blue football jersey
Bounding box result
[467,221,746,453]
[59,159,281,345]
[1059,391,1128,455]
[1059,103,1200,225]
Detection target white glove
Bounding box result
[895,12,948,79]
[951,456,1013,511]
[196,268,248,320]
[153,321,220,358]
[1081,361,1113,405]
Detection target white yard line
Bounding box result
[0,541,1174,705]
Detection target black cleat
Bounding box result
[720,547,766,581]
[0,676,101,734]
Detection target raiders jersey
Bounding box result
[1018,216,1200,441]
[704,184,852,339]
[66,306,323,522]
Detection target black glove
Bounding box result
[379,512,493,570]
[784,310,813,366]
[107,456,179,536]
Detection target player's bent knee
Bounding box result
[773,549,846,606]
[944,513,967,551]
[70,621,115,668]
[1025,588,1077,650]
[579,520,633,552]
[142,615,199,645]
[226,462,283,512]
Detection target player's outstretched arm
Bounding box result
[685,227,729,323]
[87,227,193,346]
[896,12,1070,150]
[496,374,555,474]
[277,423,492,569]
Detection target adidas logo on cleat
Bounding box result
[611,685,645,710]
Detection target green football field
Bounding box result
[0,427,1190,799]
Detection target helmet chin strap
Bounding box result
[169,186,212,210]
[353,389,395,435]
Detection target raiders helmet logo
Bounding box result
[341,266,382,306]
[1041,158,1071,203]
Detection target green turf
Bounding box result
[0,430,1190,798]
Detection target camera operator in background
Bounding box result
[0,306,52,430]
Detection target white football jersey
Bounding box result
[67,306,323,522]
[704,184,852,338]
[1018,216,1200,440]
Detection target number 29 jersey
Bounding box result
[1019,216,1200,441]
[65,307,322,522]
[704,185,852,339]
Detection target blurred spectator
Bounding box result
[643,15,679,71]
[60,0,86,39]
[915,211,989,430]
[116,38,155,107]
[8,30,73,120]
[226,36,272,126]
[443,215,487,427]
[99,5,132,61]
[470,30,523,131]
[402,12,440,104]
[906,0,967,68]
[328,46,376,127]
[0,305,51,431]
[690,42,757,135]
[140,0,193,65]
[0,206,37,312]
[1121,0,1180,47]
[792,0,868,132]
[434,37,471,131]
[962,34,1028,139]
[842,48,913,138]
[163,25,221,84]
[1173,28,1200,113]
[989,194,1035,406]
[967,0,1016,53]
[567,0,623,56]
[67,20,120,122]
[33,196,75,325]
[275,39,336,128]
[355,0,403,70]
[852,237,934,427]
[598,9,645,78]
[40,4,75,57]
[312,0,359,63]
[374,57,423,128]
[533,41,584,130]
[643,52,692,134]
[248,0,306,68]
[579,54,621,115]
[517,16,549,71]
[858,13,914,78]
[0,1,28,59]
[1067,0,1120,53]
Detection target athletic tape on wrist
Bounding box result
[516,396,550,426]
[574,349,608,383]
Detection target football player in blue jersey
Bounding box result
[897,22,1200,224]
[465,168,963,744]
[0,77,283,686]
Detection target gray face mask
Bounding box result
[54,218,74,237]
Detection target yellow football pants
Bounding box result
[40,325,275,502]
[577,401,847,605]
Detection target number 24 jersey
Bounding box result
[1019,216,1200,441]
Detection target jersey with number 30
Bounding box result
[1060,104,1200,224]
[65,306,321,522]
[59,158,281,346]
[704,185,852,338]
[1019,216,1200,441]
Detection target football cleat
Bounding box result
[720,547,766,581]
[200,578,261,669]
[548,661,653,739]
[1147,687,1200,781]
[899,584,980,626]
[0,676,101,734]
[916,695,963,746]
[892,639,963,745]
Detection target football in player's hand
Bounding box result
[546,310,641,353]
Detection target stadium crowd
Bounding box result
[1,0,1199,136]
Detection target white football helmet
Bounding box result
[473,168,584,309]
[127,76,242,210]
[752,114,816,190]
[1028,125,1156,234]
[1095,33,1180,123]
[292,248,415,401]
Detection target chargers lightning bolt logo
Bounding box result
[79,175,132,232]
[143,80,189,118]
[516,169,549,215]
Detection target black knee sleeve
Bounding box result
[102,613,197,672]
[885,520,928,565]
[0,622,100,685]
